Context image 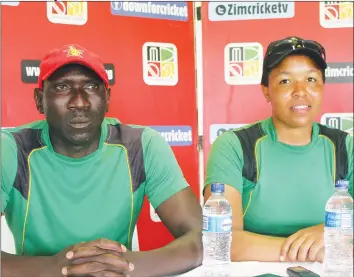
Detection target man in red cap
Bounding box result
[1,44,202,277]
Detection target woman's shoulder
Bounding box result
[316,122,352,147]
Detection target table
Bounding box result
[178,262,324,277]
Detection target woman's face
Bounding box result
[262,55,324,129]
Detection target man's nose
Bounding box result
[68,89,91,110]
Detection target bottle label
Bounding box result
[203,214,232,233]
[325,211,353,229]
[341,213,353,229]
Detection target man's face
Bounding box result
[35,64,110,145]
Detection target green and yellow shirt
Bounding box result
[205,117,353,237]
[1,118,189,256]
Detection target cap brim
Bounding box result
[41,58,108,87]
[267,48,327,70]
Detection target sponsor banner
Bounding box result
[149,125,192,146]
[325,62,354,83]
[224,42,263,85]
[21,60,41,84]
[320,1,353,28]
[320,113,353,136]
[150,204,161,222]
[47,1,88,25]
[208,1,295,21]
[142,42,178,86]
[210,124,247,144]
[1,1,19,6]
[111,1,188,21]
[20,60,116,85]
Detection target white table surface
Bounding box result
[178,262,324,277]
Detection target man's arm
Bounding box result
[124,188,202,277]
[122,128,202,277]
[1,131,52,277]
[345,134,353,197]
[1,131,17,214]
[1,253,55,277]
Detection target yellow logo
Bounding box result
[47,1,88,26]
[64,45,84,58]
[67,2,86,17]
[320,2,353,28]
[224,42,263,85]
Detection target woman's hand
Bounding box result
[280,224,325,263]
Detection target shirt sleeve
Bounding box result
[1,130,18,213]
[345,134,353,197]
[204,131,244,194]
[142,128,189,209]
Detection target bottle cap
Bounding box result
[335,179,349,189]
[211,183,225,193]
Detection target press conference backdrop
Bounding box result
[0,1,199,251]
[1,1,353,252]
[202,1,354,163]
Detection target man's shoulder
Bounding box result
[1,120,47,147]
[2,120,47,133]
[103,117,159,146]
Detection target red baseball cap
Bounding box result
[38,44,109,89]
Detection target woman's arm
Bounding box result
[204,184,286,262]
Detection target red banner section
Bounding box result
[202,1,353,164]
[1,1,198,251]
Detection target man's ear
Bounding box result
[261,85,271,103]
[105,88,111,112]
[34,88,44,114]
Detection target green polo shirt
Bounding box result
[205,117,353,237]
[1,117,189,256]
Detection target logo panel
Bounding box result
[149,126,192,146]
[325,62,354,83]
[320,1,353,28]
[320,113,353,136]
[208,1,295,21]
[210,124,248,144]
[224,42,263,85]
[47,1,88,25]
[111,1,188,21]
[1,2,19,6]
[143,42,178,86]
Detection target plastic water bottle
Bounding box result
[202,183,232,276]
[324,180,353,277]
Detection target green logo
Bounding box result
[224,42,263,85]
[143,42,178,86]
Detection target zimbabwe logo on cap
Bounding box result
[64,45,84,58]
